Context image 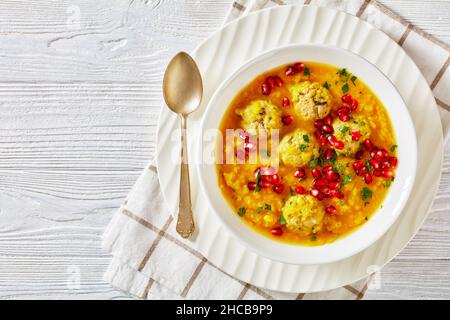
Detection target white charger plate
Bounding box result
[156,5,443,293]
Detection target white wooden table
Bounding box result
[0,0,448,300]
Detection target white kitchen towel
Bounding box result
[103,0,450,300]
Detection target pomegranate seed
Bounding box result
[314,119,324,129]
[325,149,336,160]
[285,66,296,76]
[273,183,284,194]
[254,167,261,178]
[336,192,345,199]
[326,206,337,215]
[334,140,345,150]
[294,62,304,72]
[294,185,305,194]
[326,188,337,198]
[322,165,333,173]
[351,99,359,111]
[373,170,382,177]
[325,170,340,182]
[282,97,290,107]
[329,181,340,189]
[312,168,322,179]
[352,161,364,170]
[269,173,281,185]
[341,93,352,104]
[322,124,333,134]
[369,159,380,170]
[262,83,271,95]
[317,192,325,201]
[324,115,332,126]
[363,139,373,149]
[370,148,378,158]
[310,188,320,197]
[356,166,368,176]
[380,149,389,158]
[314,178,328,188]
[294,168,306,179]
[267,76,276,88]
[389,157,398,168]
[275,76,283,87]
[247,181,256,191]
[355,150,364,160]
[282,115,294,125]
[339,113,350,122]
[259,180,271,188]
[327,135,338,146]
[319,135,327,146]
[382,169,394,179]
[375,150,385,160]
[337,107,350,115]
[271,227,283,236]
[364,173,373,184]
[351,131,362,141]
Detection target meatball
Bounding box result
[235,100,282,133]
[290,81,331,120]
[332,115,371,156]
[282,195,325,234]
[278,129,319,167]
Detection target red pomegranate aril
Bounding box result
[339,113,350,122]
[389,157,398,168]
[294,185,306,194]
[271,227,283,236]
[369,159,380,170]
[325,170,340,182]
[355,150,364,160]
[314,178,328,188]
[294,62,305,72]
[294,168,306,179]
[374,150,385,160]
[341,93,352,104]
[381,149,389,158]
[351,130,362,141]
[334,140,345,150]
[325,206,337,215]
[363,139,374,149]
[329,181,340,189]
[317,192,325,201]
[267,76,276,88]
[325,188,337,197]
[282,97,290,107]
[310,188,320,197]
[275,76,283,87]
[373,170,382,177]
[282,115,294,125]
[382,169,394,179]
[322,165,333,173]
[259,180,271,188]
[357,166,368,176]
[312,168,322,179]
[327,134,338,146]
[364,173,373,184]
[319,135,327,146]
[370,148,378,158]
[262,82,271,95]
[351,99,359,111]
[337,106,350,115]
[273,183,284,194]
[314,119,324,129]
[322,124,333,134]
[269,173,281,185]
[324,115,333,126]
[325,149,336,160]
[336,193,345,199]
[247,181,256,191]
[285,66,296,76]
[352,161,364,170]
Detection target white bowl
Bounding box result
[196,44,417,265]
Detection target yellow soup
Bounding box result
[216,62,398,246]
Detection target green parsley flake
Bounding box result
[342,83,349,93]
[340,126,349,134]
[257,207,263,213]
[390,144,398,152]
[342,174,352,185]
[303,135,310,143]
[238,207,246,216]
[280,214,287,225]
[265,203,272,211]
[309,158,319,168]
[323,82,330,89]
[361,187,373,203]
[303,67,310,76]
[351,75,357,85]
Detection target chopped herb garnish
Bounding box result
[323,81,330,89]
[383,180,392,188]
[365,216,368,221]
[342,83,349,93]
[342,174,352,185]
[351,75,357,85]
[255,171,261,192]
[309,235,317,241]
[340,126,350,134]
[365,160,374,174]
[303,135,310,143]
[299,144,308,152]
[339,200,345,205]
[289,187,295,196]
[337,163,345,174]
[280,214,287,225]
[361,187,373,203]
[337,68,348,77]
[303,67,310,76]
[238,207,246,216]
[390,144,398,152]
[257,206,263,213]
[359,121,366,126]
[329,152,337,166]
[264,203,272,211]
[309,158,319,168]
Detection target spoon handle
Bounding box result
[176,114,195,238]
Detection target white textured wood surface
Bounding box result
[0,0,448,300]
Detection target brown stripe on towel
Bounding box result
[271,0,286,5]
[430,56,450,90]
[356,281,370,300]
[296,292,306,300]
[181,258,207,297]
[356,0,371,17]
[237,283,250,299]
[436,98,450,112]
[304,0,312,4]
[344,285,361,297]
[232,1,246,12]
[138,215,174,272]
[397,24,413,46]
[142,278,154,299]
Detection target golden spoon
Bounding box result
[163,52,203,238]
